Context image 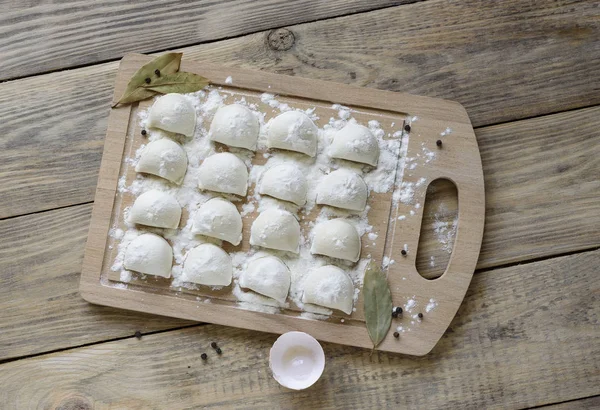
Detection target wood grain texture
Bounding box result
[0,64,116,218]
[475,107,600,269]
[2,249,598,409]
[0,204,193,361]
[1,0,599,218]
[182,0,600,127]
[0,0,411,80]
[540,396,600,410]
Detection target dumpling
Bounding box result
[267,111,318,157]
[123,233,173,278]
[250,209,300,253]
[198,152,248,196]
[310,219,361,262]
[239,256,291,303]
[315,169,368,211]
[182,244,232,286]
[259,164,307,206]
[302,265,354,314]
[135,139,188,184]
[128,190,181,228]
[329,123,379,166]
[191,197,242,246]
[147,93,196,137]
[209,104,259,150]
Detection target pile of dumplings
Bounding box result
[122,93,381,316]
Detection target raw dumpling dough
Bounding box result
[198,152,248,196]
[329,123,379,166]
[147,93,196,137]
[310,219,361,262]
[123,233,173,278]
[239,256,291,303]
[191,197,243,246]
[135,138,188,184]
[128,190,182,229]
[182,244,232,286]
[315,169,368,212]
[209,104,260,150]
[250,209,301,253]
[259,164,308,206]
[267,111,318,157]
[302,265,354,314]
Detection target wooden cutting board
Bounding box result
[80,53,485,355]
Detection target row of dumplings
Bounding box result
[127,187,363,260]
[124,233,353,314]
[136,144,370,212]
[146,93,380,165]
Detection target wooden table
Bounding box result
[1,1,598,408]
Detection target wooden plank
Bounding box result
[475,107,600,269]
[0,63,116,218]
[0,0,410,80]
[539,396,600,410]
[0,203,193,361]
[1,0,599,218]
[1,249,598,409]
[182,0,600,127]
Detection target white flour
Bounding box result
[109,86,444,318]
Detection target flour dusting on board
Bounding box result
[107,85,445,321]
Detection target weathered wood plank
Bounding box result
[0,0,410,80]
[539,396,600,410]
[1,250,598,409]
[474,106,600,269]
[0,203,193,361]
[183,0,600,127]
[1,0,599,219]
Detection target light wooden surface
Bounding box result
[3,250,599,408]
[1,0,598,408]
[81,53,484,355]
[0,0,410,80]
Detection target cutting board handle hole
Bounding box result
[415,178,458,281]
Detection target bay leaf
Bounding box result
[144,72,210,94]
[363,261,393,350]
[113,52,183,107]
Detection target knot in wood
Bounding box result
[267,29,295,51]
[55,396,93,410]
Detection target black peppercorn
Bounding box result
[201,353,208,360]
[141,129,147,136]
[145,77,151,84]
[134,330,142,339]
[401,249,407,256]
[404,124,411,132]
[395,306,403,315]
[418,312,423,319]
[393,331,400,338]
[436,139,442,147]
[216,347,222,355]
[210,342,218,349]
[154,69,161,76]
